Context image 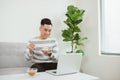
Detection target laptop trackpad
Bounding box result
[46,70,58,75]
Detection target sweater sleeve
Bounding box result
[24,41,42,61]
[50,40,59,60]
[24,48,33,61]
[24,40,37,61]
[24,41,34,61]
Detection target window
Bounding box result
[100,0,120,55]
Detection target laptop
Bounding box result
[46,54,82,75]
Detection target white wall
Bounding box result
[0,0,77,53]
[1,0,120,80]
[0,0,77,43]
[77,0,120,80]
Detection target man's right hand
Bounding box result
[27,43,35,54]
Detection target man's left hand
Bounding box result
[41,49,52,56]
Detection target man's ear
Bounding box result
[38,27,40,33]
[39,26,42,30]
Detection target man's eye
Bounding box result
[49,30,51,32]
[44,29,47,31]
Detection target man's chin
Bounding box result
[43,36,49,39]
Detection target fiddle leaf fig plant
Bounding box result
[62,5,88,55]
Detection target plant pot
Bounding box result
[59,53,82,72]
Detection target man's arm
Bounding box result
[50,40,59,60]
[24,48,33,61]
[24,42,35,61]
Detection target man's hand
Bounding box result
[27,43,35,54]
[41,49,52,56]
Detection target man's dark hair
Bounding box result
[41,18,52,25]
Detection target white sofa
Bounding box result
[0,42,31,75]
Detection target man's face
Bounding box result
[40,24,52,39]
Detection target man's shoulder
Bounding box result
[47,37,58,43]
[29,37,56,44]
[29,37,39,42]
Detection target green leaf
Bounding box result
[62,30,73,41]
[67,5,76,14]
[66,13,73,22]
[64,20,74,29]
[76,50,84,55]
[75,19,82,24]
[74,33,80,40]
[81,37,88,40]
[73,26,81,32]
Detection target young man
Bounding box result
[25,18,58,72]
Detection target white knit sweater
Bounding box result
[24,37,59,63]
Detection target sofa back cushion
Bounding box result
[0,42,31,68]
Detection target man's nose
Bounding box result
[46,31,50,34]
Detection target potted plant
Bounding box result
[62,5,88,55]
